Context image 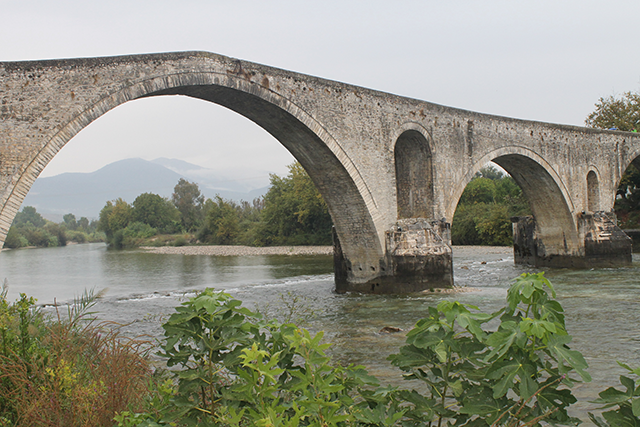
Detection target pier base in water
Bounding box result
[334,219,453,294]
[512,212,632,268]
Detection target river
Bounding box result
[1,242,639,421]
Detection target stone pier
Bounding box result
[512,213,632,268]
[334,219,453,294]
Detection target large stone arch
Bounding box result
[450,146,580,254]
[0,70,385,282]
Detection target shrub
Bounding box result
[0,285,152,426]
[2,228,26,249]
[135,289,383,426]
[388,272,589,426]
[123,222,157,239]
[173,236,187,247]
[67,230,87,244]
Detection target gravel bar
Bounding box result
[140,245,510,257]
[140,245,333,256]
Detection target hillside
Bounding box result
[22,158,269,219]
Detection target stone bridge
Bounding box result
[1,51,638,293]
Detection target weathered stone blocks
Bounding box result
[334,219,453,294]
[512,213,632,268]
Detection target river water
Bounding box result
[1,242,639,421]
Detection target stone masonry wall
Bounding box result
[2,51,640,290]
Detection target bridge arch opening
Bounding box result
[451,162,530,246]
[492,154,578,253]
[613,157,640,229]
[127,83,384,266]
[5,72,386,283]
[587,170,600,212]
[451,152,580,256]
[394,130,433,219]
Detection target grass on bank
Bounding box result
[0,285,151,426]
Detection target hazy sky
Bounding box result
[3,0,640,182]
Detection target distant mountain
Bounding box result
[22,158,271,219]
[150,157,272,193]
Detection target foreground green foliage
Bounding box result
[389,272,588,427]
[3,207,103,249]
[135,289,384,426]
[452,166,530,246]
[589,363,640,427]
[3,273,636,426]
[115,272,612,427]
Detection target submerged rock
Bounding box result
[379,326,403,333]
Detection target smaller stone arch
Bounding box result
[394,128,434,219]
[587,170,600,212]
[449,146,580,258]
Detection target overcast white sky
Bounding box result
[3,0,640,181]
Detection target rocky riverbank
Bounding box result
[141,244,510,257]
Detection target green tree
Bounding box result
[44,222,67,247]
[258,162,332,245]
[4,206,66,248]
[63,213,77,230]
[198,196,240,245]
[475,164,505,180]
[3,207,103,249]
[172,179,204,232]
[13,206,46,228]
[452,173,530,246]
[585,91,640,132]
[3,226,27,248]
[98,198,133,247]
[132,192,180,233]
[77,216,90,231]
[459,177,495,205]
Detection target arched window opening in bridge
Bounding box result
[451,163,530,246]
[394,130,433,220]
[587,170,600,212]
